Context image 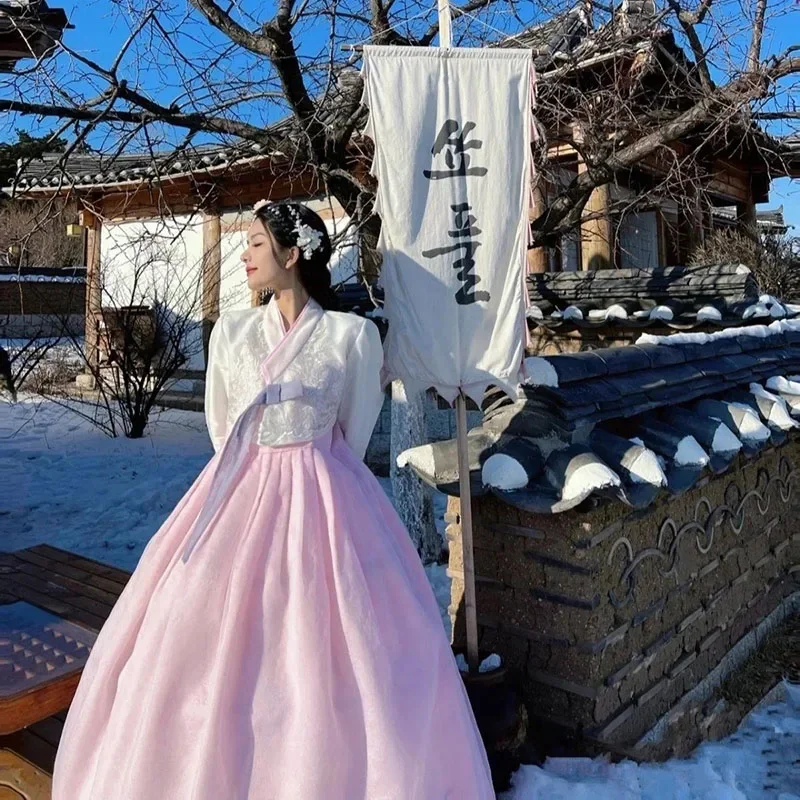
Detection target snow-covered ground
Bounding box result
[504,683,800,800]
[1,398,213,571]
[2,397,798,799]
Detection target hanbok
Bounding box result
[52,297,495,799]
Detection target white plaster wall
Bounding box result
[326,214,359,286]
[101,215,206,370]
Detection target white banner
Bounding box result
[362,46,533,405]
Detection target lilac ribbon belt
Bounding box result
[181,379,303,563]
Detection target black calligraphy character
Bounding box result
[449,202,482,240]
[421,203,490,305]
[423,120,489,180]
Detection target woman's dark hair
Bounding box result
[254,201,340,311]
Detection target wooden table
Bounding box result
[0,545,130,736]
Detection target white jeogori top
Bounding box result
[204,297,384,460]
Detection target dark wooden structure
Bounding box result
[0,0,70,72]
[0,545,130,781]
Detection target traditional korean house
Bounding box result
[498,2,799,273]
[6,147,361,401]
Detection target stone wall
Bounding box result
[448,442,800,750]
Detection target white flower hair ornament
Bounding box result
[252,199,323,260]
[293,222,323,260]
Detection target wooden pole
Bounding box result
[456,393,480,673]
[83,210,103,374]
[433,0,480,674]
[201,211,222,363]
[438,0,452,48]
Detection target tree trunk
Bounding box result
[390,379,440,564]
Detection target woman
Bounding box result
[52,201,495,799]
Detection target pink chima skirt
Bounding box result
[52,427,494,799]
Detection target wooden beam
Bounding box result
[201,211,222,364]
[679,192,706,261]
[579,162,612,270]
[527,179,549,274]
[83,211,102,379]
[736,179,757,236]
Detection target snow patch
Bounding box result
[649,305,674,321]
[729,403,771,442]
[711,423,742,454]
[561,461,620,502]
[523,357,559,388]
[743,302,770,319]
[749,384,798,430]
[396,443,435,474]
[767,375,800,395]
[636,319,800,348]
[502,679,800,800]
[627,447,667,486]
[605,304,628,320]
[696,305,723,322]
[482,454,528,491]
[526,305,544,321]
[674,435,710,467]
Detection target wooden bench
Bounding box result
[0,545,130,789]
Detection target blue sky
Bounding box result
[7,0,800,230]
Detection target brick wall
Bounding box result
[448,442,800,751]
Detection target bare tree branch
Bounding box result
[747,0,769,73]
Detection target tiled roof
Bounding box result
[526,265,799,332]
[8,143,276,191]
[495,4,591,69]
[713,205,788,231]
[399,321,800,513]
[755,206,788,228]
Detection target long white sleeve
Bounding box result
[337,319,385,461]
[204,317,229,453]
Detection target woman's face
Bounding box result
[241,218,298,293]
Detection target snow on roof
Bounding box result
[399,320,800,513]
